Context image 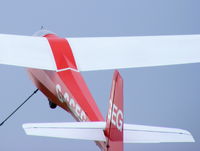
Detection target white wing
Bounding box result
[0,34,56,70]
[68,35,200,71]
[1,33,200,71]
[23,122,195,143]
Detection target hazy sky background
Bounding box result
[0,0,200,151]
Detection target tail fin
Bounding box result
[104,70,124,151]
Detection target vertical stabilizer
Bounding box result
[104,70,124,151]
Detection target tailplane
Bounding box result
[22,70,194,151]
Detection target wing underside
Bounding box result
[68,35,200,71]
[0,33,200,71]
[0,34,56,70]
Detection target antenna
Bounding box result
[40,26,45,30]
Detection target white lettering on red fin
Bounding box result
[108,99,123,131]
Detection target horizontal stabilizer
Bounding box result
[68,35,200,71]
[124,124,195,143]
[23,122,195,143]
[23,122,106,141]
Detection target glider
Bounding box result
[0,29,197,151]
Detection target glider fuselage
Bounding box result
[27,33,106,150]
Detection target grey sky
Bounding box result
[0,0,199,151]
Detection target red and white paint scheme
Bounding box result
[0,30,198,151]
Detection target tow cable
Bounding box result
[0,89,39,126]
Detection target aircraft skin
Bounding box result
[27,33,113,150]
[0,30,195,151]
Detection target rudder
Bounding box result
[104,70,124,151]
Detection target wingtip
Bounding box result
[189,135,195,143]
[182,129,195,143]
[22,123,30,129]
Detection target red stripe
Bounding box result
[44,34,77,71]
[43,34,104,121]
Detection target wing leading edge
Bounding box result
[23,122,195,143]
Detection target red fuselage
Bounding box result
[27,32,106,150]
